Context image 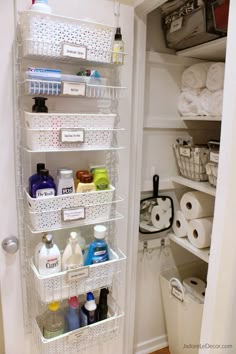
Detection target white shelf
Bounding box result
[24,146,124,153]
[141,178,177,192]
[171,176,216,196]
[177,37,227,61]
[181,115,221,122]
[169,233,210,263]
[144,117,187,129]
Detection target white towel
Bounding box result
[199,88,223,116]
[206,63,225,92]
[182,63,212,90]
[178,90,200,116]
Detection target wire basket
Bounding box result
[206,162,218,187]
[173,144,209,182]
[30,248,126,303]
[32,295,123,354]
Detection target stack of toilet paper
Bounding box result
[151,198,172,229]
[172,191,214,249]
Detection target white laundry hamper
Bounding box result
[160,262,207,354]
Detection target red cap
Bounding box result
[32,0,35,3]
[68,296,79,308]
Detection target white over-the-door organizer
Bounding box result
[16,10,127,353]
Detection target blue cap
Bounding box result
[87,292,95,301]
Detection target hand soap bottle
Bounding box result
[38,234,61,275]
[32,169,57,198]
[62,232,84,271]
[65,297,80,332]
[84,225,109,266]
[80,292,97,327]
[34,233,47,269]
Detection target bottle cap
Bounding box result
[115,27,122,41]
[94,225,106,239]
[39,169,49,177]
[70,231,78,240]
[85,292,97,311]
[48,302,60,312]
[76,170,89,180]
[57,168,68,176]
[33,97,48,104]
[45,234,53,249]
[59,169,73,179]
[36,163,45,173]
[94,168,107,175]
[80,173,93,183]
[68,296,79,308]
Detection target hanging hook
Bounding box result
[159,238,170,257]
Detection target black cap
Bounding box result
[39,169,49,177]
[33,97,48,104]
[36,163,45,173]
[115,27,122,41]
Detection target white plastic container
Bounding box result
[62,232,83,271]
[30,0,52,14]
[38,234,61,275]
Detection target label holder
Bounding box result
[62,43,87,60]
[62,206,86,223]
[62,81,86,97]
[60,128,85,143]
[179,146,191,158]
[66,266,90,283]
[67,327,89,344]
[171,285,184,302]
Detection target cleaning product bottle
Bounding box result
[84,225,109,266]
[38,234,61,275]
[42,302,65,339]
[32,97,48,113]
[76,173,96,193]
[65,297,80,332]
[57,169,75,195]
[31,0,52,14]
[34,234,47,269]
[62,232,83,271]
[31,169,57,198]
[97,288,109,321]
[112,27,124,65]
[28,163,45,195]
[80,292,97,327]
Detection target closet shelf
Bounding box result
[168,233,210,263]
[141,178,177,192]
[177,37,227,61]
[171,176,216,196]
[181,115,221,122]
[24,146,124,153]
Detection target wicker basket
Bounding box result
[173,144,209,182]
[206,162,218,187]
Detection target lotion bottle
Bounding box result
[38,234,61,275]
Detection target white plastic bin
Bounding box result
[160,262,208,354]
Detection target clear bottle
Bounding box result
[76,173,96,193]
[57,169,75,195]
[62,232,83,271]
[31,169,57,198]
[31,0,52,14]
[42,302,65,339]
[112,27,124,65]
[38,234,61,275]
[84,225,109,266]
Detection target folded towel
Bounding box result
[206,62,225,91]
[182,63,212,90]
[178,91,200,116]
[199,88,223,116]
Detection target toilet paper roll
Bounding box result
[180,191,215,220]
[151,205,165,229]
[172,210,189,237]
[187,217,213,248]
[163,208,172,228]
[183,277,206,303]
[158,197,171,211]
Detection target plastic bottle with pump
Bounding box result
[31,0,52,14]
[84,225,109,266]
[62,232,84,271]
[80,292,97,327]
[38,234,61,275]
[42,302,65,339]
[65,297,80,332]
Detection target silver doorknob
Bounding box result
[2,236,19,254]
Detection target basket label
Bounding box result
[179,147,191,158]
[210,152,219,163]
[60,128,85,143]
[62,207,85,222]
[170,17,183,33]
[67,327,89,343]
[63,82,86,96]
[62,44,87,59]
[67,266,90,282]
[171,285,184,302]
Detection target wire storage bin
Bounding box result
[173,143,209,182]
[32,295,124,354]
[19,11,115,64]
[30,248,126,303]
[205,141,220,187]
[25,187,118,231]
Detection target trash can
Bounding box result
[160,261,208,354]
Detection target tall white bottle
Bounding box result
[62,232,83,271]
[34,234,47,269]
[38,234,61,276]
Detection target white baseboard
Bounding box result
[135,334,168,354]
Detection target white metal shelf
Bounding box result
[169,233,210,263]
[171,176,216,196]
[177,37,227,61]
[24,146,124,153]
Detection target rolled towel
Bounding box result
[206,63,225,92]
[182,63,212,90]
[199,89,223,116]
[178,91,200,116]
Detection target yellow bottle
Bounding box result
[76,174,96,193]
